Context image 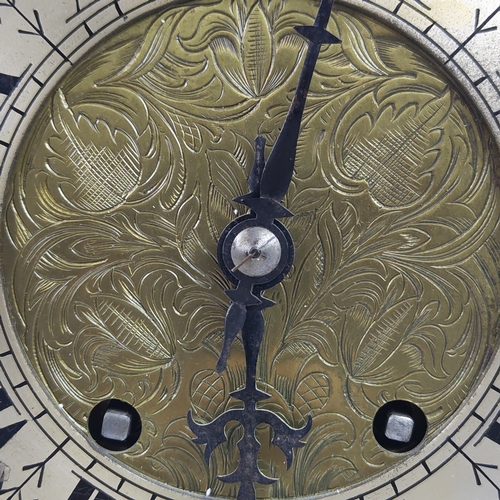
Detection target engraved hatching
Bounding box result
[66,136,140,211]
[341,99,446,207]
[294,373,330,414]
[190,371,227,418]
[97,300,170,361]
[351,300,414,377]
[2,1,500,498]
[344,126,424,205]
[247,9,265,93]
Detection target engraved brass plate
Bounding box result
[2,0,500,498]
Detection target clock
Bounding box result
[1,0,500,499]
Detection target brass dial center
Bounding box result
[1,1,499,499]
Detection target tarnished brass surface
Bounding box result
[2,0,500,497]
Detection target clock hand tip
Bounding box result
[217,302,248,373]
[216,358,227,374]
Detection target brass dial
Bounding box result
[1,1,500,499]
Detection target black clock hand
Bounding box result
[191,303,312,500]
[258,0,341,203]
[217,0,341,372]
[247,134,266,197]
[190,2,340,497]
[239,0,341,207]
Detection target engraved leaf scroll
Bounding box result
[337,91,452,208]
[179,0,308,98]
[2,2,500,499]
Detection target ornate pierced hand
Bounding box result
[216,0,342,373]
[188,1,341,498]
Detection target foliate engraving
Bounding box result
[180,0,307,98]
[2,0,500,498]
[294,372,331,416]
[67,140,140,211]
[190,370,227,421]
[45,89,173,215]
[339,92,453,207]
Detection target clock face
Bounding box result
[1,1,500,499]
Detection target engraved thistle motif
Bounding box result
[2,0,500,498]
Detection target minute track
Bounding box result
[68,478,115,500]
[355,0,500,130]
[2,1,498,499]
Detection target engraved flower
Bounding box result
[35,88,184,217]
[329,90,454,209]
[73,270,177,378]
[190,370,227,421]
[46,90,141,213]
[181,0,308,98]
[339,275,448,388]
[75,296,174,374]
[341,298,417,382]
[53,267,184,410]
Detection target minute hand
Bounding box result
[259,0,341,202]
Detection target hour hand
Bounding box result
[216,284,259,374]
[216,275,274,373]
[216,302,246,374]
